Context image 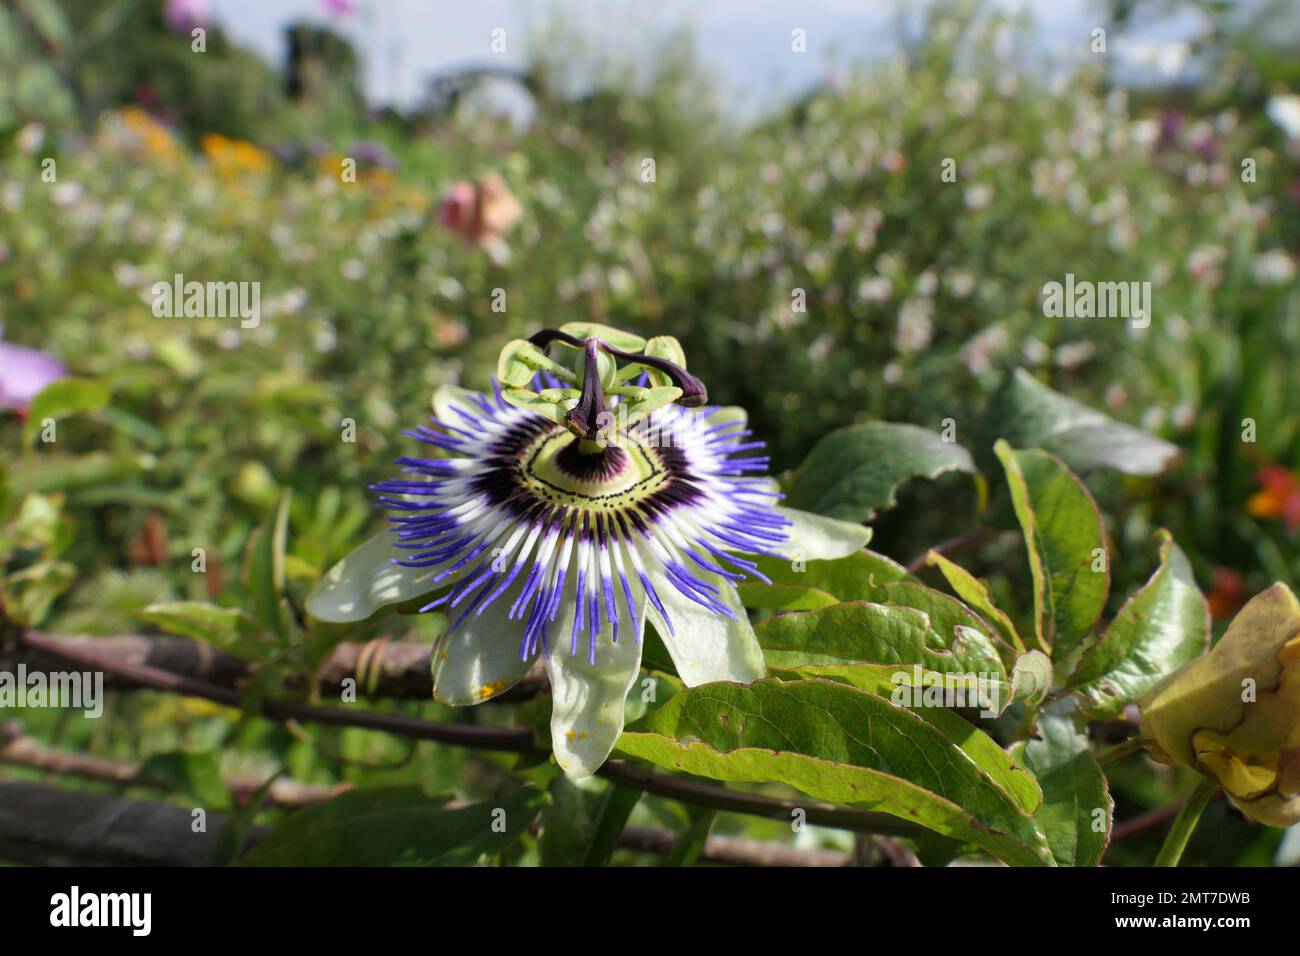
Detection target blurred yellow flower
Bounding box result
[201,132,272,177]
[316,152,397,205]
[360,166,395,192]
[1140,582,1300,826]
[316,151,347,178]
[113,107,183,165]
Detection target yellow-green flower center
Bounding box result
[519,426,673,513]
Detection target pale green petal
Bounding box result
[545,579,647,778]
[432,586,539,705]
[432,384,486,423]
[306,530,456,623]
[701,405,748,430]
[646,567,766,686]
[776,506,872,561]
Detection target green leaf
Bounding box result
[751,566,1019,667]
[735,581,840,612]
[538,777,641,866]
[5,559,75,626]
[207,773,280,866]
[756,600,1007,687]
[244,490,291,635]
[803,646,1046,721]
[661,808,716,866]
[987,369,1179,476]
[17,0,70,48]
[737,549,911,611]
[139,601,270,661]
[24,378,110,444]
[785,422,979,522]
[768,664,1042,815]
[925,550,1025,653]
[137,750,230,811]
[616,679,1053,866]
[93,406,166,449]
[1068,530,1210,719]
[240,786,545,866]
[1014,710,1111,866]
[875,580,1017,663]
[24,452,155,494]
[994,441,1109,668]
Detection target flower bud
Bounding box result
[1139,582,1300,826]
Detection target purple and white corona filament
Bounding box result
[307,326,871,777]
[375,381,787,667]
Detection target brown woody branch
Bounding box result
[0,779,256,866]
[12,631,444,700]
[0,733,852,866]
[0,722,346,809]
[12,629,916,838]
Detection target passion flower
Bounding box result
[308,323,869,776]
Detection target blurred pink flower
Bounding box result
[437,174,522,250]
[0,341,66,414]
[165,0,209,34]
[319,0,357,15]
[438,181,478,235]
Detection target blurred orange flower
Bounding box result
[437,173,522,250]
[201,132,272,177]
[1206,567,1246,620]
[1247,466,1300,533]
[114,107,183,165]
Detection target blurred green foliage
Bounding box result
[1,0,1298,866]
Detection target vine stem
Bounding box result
[1154,778,1218,867]
[904,528,997,575]
[1094,736,1146,766]
[15,629,915,836]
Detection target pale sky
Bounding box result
[211,0,1215,115]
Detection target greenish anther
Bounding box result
[499,323,706,441]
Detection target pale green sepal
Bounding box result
[432,384,486,424]
[776,506,872,562]
[306,530,455,623]
[432,582,539,705]
[645,568,766,686]
[545,578,648,778]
